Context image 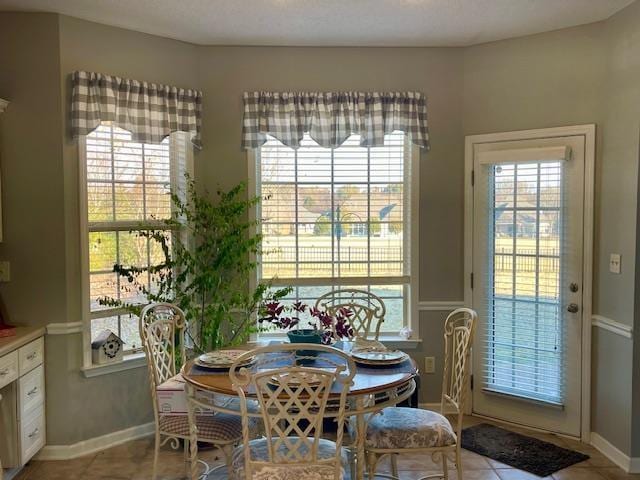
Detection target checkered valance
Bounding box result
[242,91,429,150]
[71,71,203,147]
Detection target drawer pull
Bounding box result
[28,428,39,439]
[27,386,38,396]
[0,368,9,376]
[26,352,37,361]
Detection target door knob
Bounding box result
[569,283,579,293]
[567,303,579,313]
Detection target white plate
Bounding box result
[351,350,408,364]
[268,371,324,387]
[198,349,251,367]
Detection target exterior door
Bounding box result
[469,131,589,437]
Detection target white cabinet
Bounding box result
[0,328,46,474]
[18,338,43,377]
[0,352,18,390]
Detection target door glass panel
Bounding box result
[484,161,564,405]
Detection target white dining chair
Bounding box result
[227,343,357,480]
[140,303,244,480]
[355,307,477,480]
[315,288,386,340]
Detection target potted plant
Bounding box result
[98,176,291,355]
[258,300,355,345]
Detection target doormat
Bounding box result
[461,423,589,477]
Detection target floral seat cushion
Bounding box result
[350,407,456,450]
[159,413,243,442]
[230,437,348,480]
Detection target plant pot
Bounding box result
[287,329,322,363]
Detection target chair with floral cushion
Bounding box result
[315,288,386,341]
[227,343,356,480]
[140,303,244,480]
[354,307,477,480]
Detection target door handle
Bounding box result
[567,303,579,313]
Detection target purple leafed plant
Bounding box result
[258,301,355,344]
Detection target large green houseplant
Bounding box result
[99,176,290,353]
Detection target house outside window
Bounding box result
[253,131,418,335]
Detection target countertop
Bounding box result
[0,326,46,357]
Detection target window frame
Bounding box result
[79,123,193,369]
[248,133,420,341]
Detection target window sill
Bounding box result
[81,352,147,378]
[376,336,422,349]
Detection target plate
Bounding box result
[198,350,252,368]
[351,350,409,365]
[268,371,325,387]
[193,358,253,370]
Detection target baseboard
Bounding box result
[590,431,639,473]
[36,422,154,461]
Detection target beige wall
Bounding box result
[597,0,640,457]
[0,8,639,453]
[195,45,465,302]
[462,8,640,454]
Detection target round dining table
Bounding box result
[181,342,419,480]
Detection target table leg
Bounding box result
[355,396,366,480]
[186,384,199,480]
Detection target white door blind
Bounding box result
[480,160,566,405]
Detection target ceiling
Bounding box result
[0,0,634,47]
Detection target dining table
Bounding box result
[181,341,419,480]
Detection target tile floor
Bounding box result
[13,416,640,480]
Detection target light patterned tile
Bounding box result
[552,467,607,479]
[395,452,441,470]
[496,469,553,480]
[449,469,501,479]
[9,418,623,480]
[598,467,640,480]
[460,449,492,470]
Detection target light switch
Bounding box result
[424,357,435,374]
[0,261,9,282]
[609,254,621,274]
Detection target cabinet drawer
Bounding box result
[19,337,44,375]
[0,350,19,390]
[20,405,45,464]
[19,365,44,416]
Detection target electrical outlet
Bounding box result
[424,356,435,374]
[609,254,621,274]
[0,261,10,282]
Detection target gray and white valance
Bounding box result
[242,91,429,150]
[71,71,203,147]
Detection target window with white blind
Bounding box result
[255,132,416,334]
[482,160,565,404]
[80,122,190,353]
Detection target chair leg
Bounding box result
[390,454,399,478]
[367,452,379,480]
[442,454,449,480]
[348,448,357,480]
[455,448,463,480]
[152,431,160,480]
[223,444,234,479]
[183,439,189,465]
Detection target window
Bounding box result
[254,132,415,334]
[80,123,190,353]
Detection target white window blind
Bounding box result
[83,122,189,352]
[256,132,412,333]
[480,160,566,405]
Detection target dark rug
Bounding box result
[461,423,589,477]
